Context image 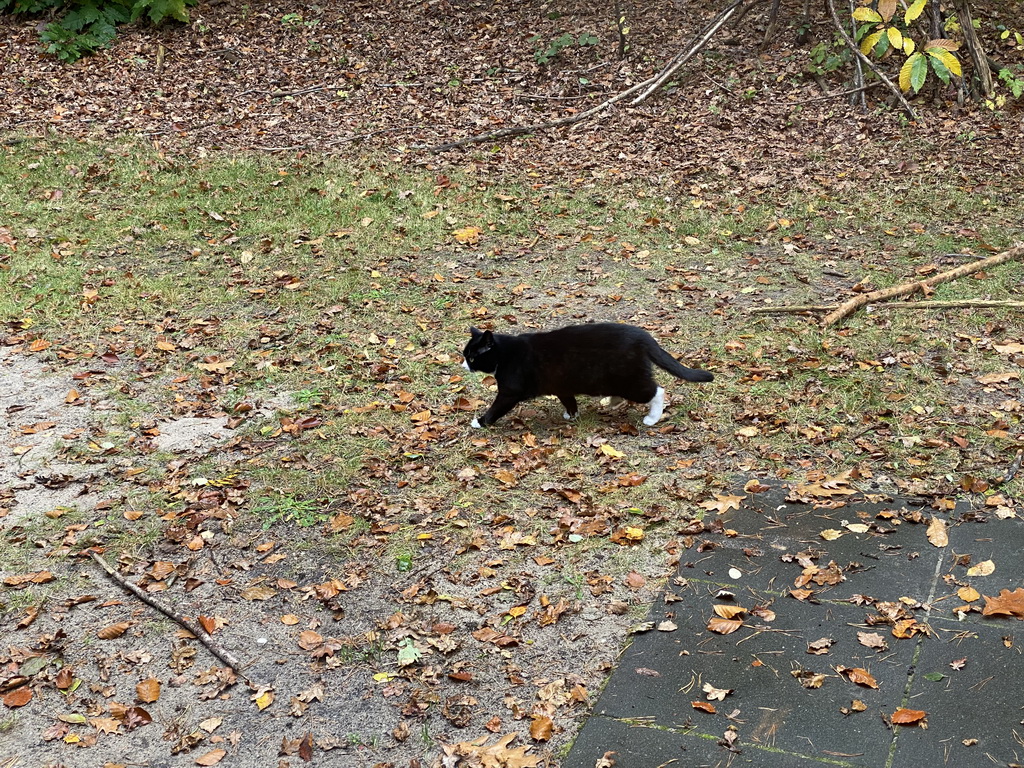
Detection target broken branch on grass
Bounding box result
[826,0,917,121]
[751,299,1024,315]
[424,0,755,152]
[821,244,1024,327]
[90,550,257,689]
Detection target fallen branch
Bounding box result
[750,299,1024,315]
[90,551,257,689]
[630,0,751,105]
[821,245,1024,327]
[826,0,917,121]
[424,0,754,152]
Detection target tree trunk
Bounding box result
[952,0,993,98]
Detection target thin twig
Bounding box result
[90,551,257,689]
[422,0,752,152]
[631,0,752,105]
[791,82,881,105]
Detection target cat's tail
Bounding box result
[648,343,714,382]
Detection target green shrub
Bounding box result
[1,0,195,62]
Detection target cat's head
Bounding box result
[462,327,497,373]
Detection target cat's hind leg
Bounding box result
[642,386,665,426]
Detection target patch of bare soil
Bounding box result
[1,342,661,767]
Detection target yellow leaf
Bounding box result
[453,226,482,244]
[966,559,995,577]
[852,6,882,22]
[887,27,903,50]
[254,689,275,711]
[599,443,625,458]
[508,606,528,618]
[899,56,916,92]
[928,47,962,77]
[861,30,884,55]
[624,526,645,541]
[904,0,926,23]
[957,586,980,602]
[820,529,843,541]
[903,37,915,55]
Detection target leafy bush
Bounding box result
[0,0,195,62]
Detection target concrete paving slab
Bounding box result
[566,486,1024,768]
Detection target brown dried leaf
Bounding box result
[981,588,1024,618]
[98,621,133,640]
[529,715,553,742]
[707,616,743,635]
[195,748,228,765]
[926,516,948,547]
[891,708,927,725]
[136,678,161,704]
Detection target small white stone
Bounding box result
[728,568,742,580]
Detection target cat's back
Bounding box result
[532,322,647,351]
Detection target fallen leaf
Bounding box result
[529,715,553,741]
[136,678,161,703]
[839,667,879,688]
[957,586,980,602]
[2,687,32,707]
[195,748,227,765]
[89,717,120,735]
[926,516,948,547]
[98,622,132,640]
[981,588,1024,618]
[891,708,927,725]
[691,701,717,713]
[699,494,745,514]
[707,616,743,635]
[702,682,732,701]
[857,631,888,651]
[966,560,995,577]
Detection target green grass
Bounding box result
[2,133,1022,572]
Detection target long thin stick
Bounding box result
[90,551,256,689]
[630,0,750,105]
[750,299,1024,315]
[821,245,1024,327]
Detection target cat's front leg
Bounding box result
[472,392,522,428]
[557,394,578,420]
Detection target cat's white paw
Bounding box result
[642,414,659,426]
[471,418,482,429]
[563,411,578,421]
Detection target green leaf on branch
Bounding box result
[861,30,884,56]
[929,54,952,84]
[905,0,927,24]
[927,47,962,77]
[900,52,929,93]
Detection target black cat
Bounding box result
[461,323,713,428]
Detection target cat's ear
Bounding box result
[469,326,482,337]
[478,329,494,351]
